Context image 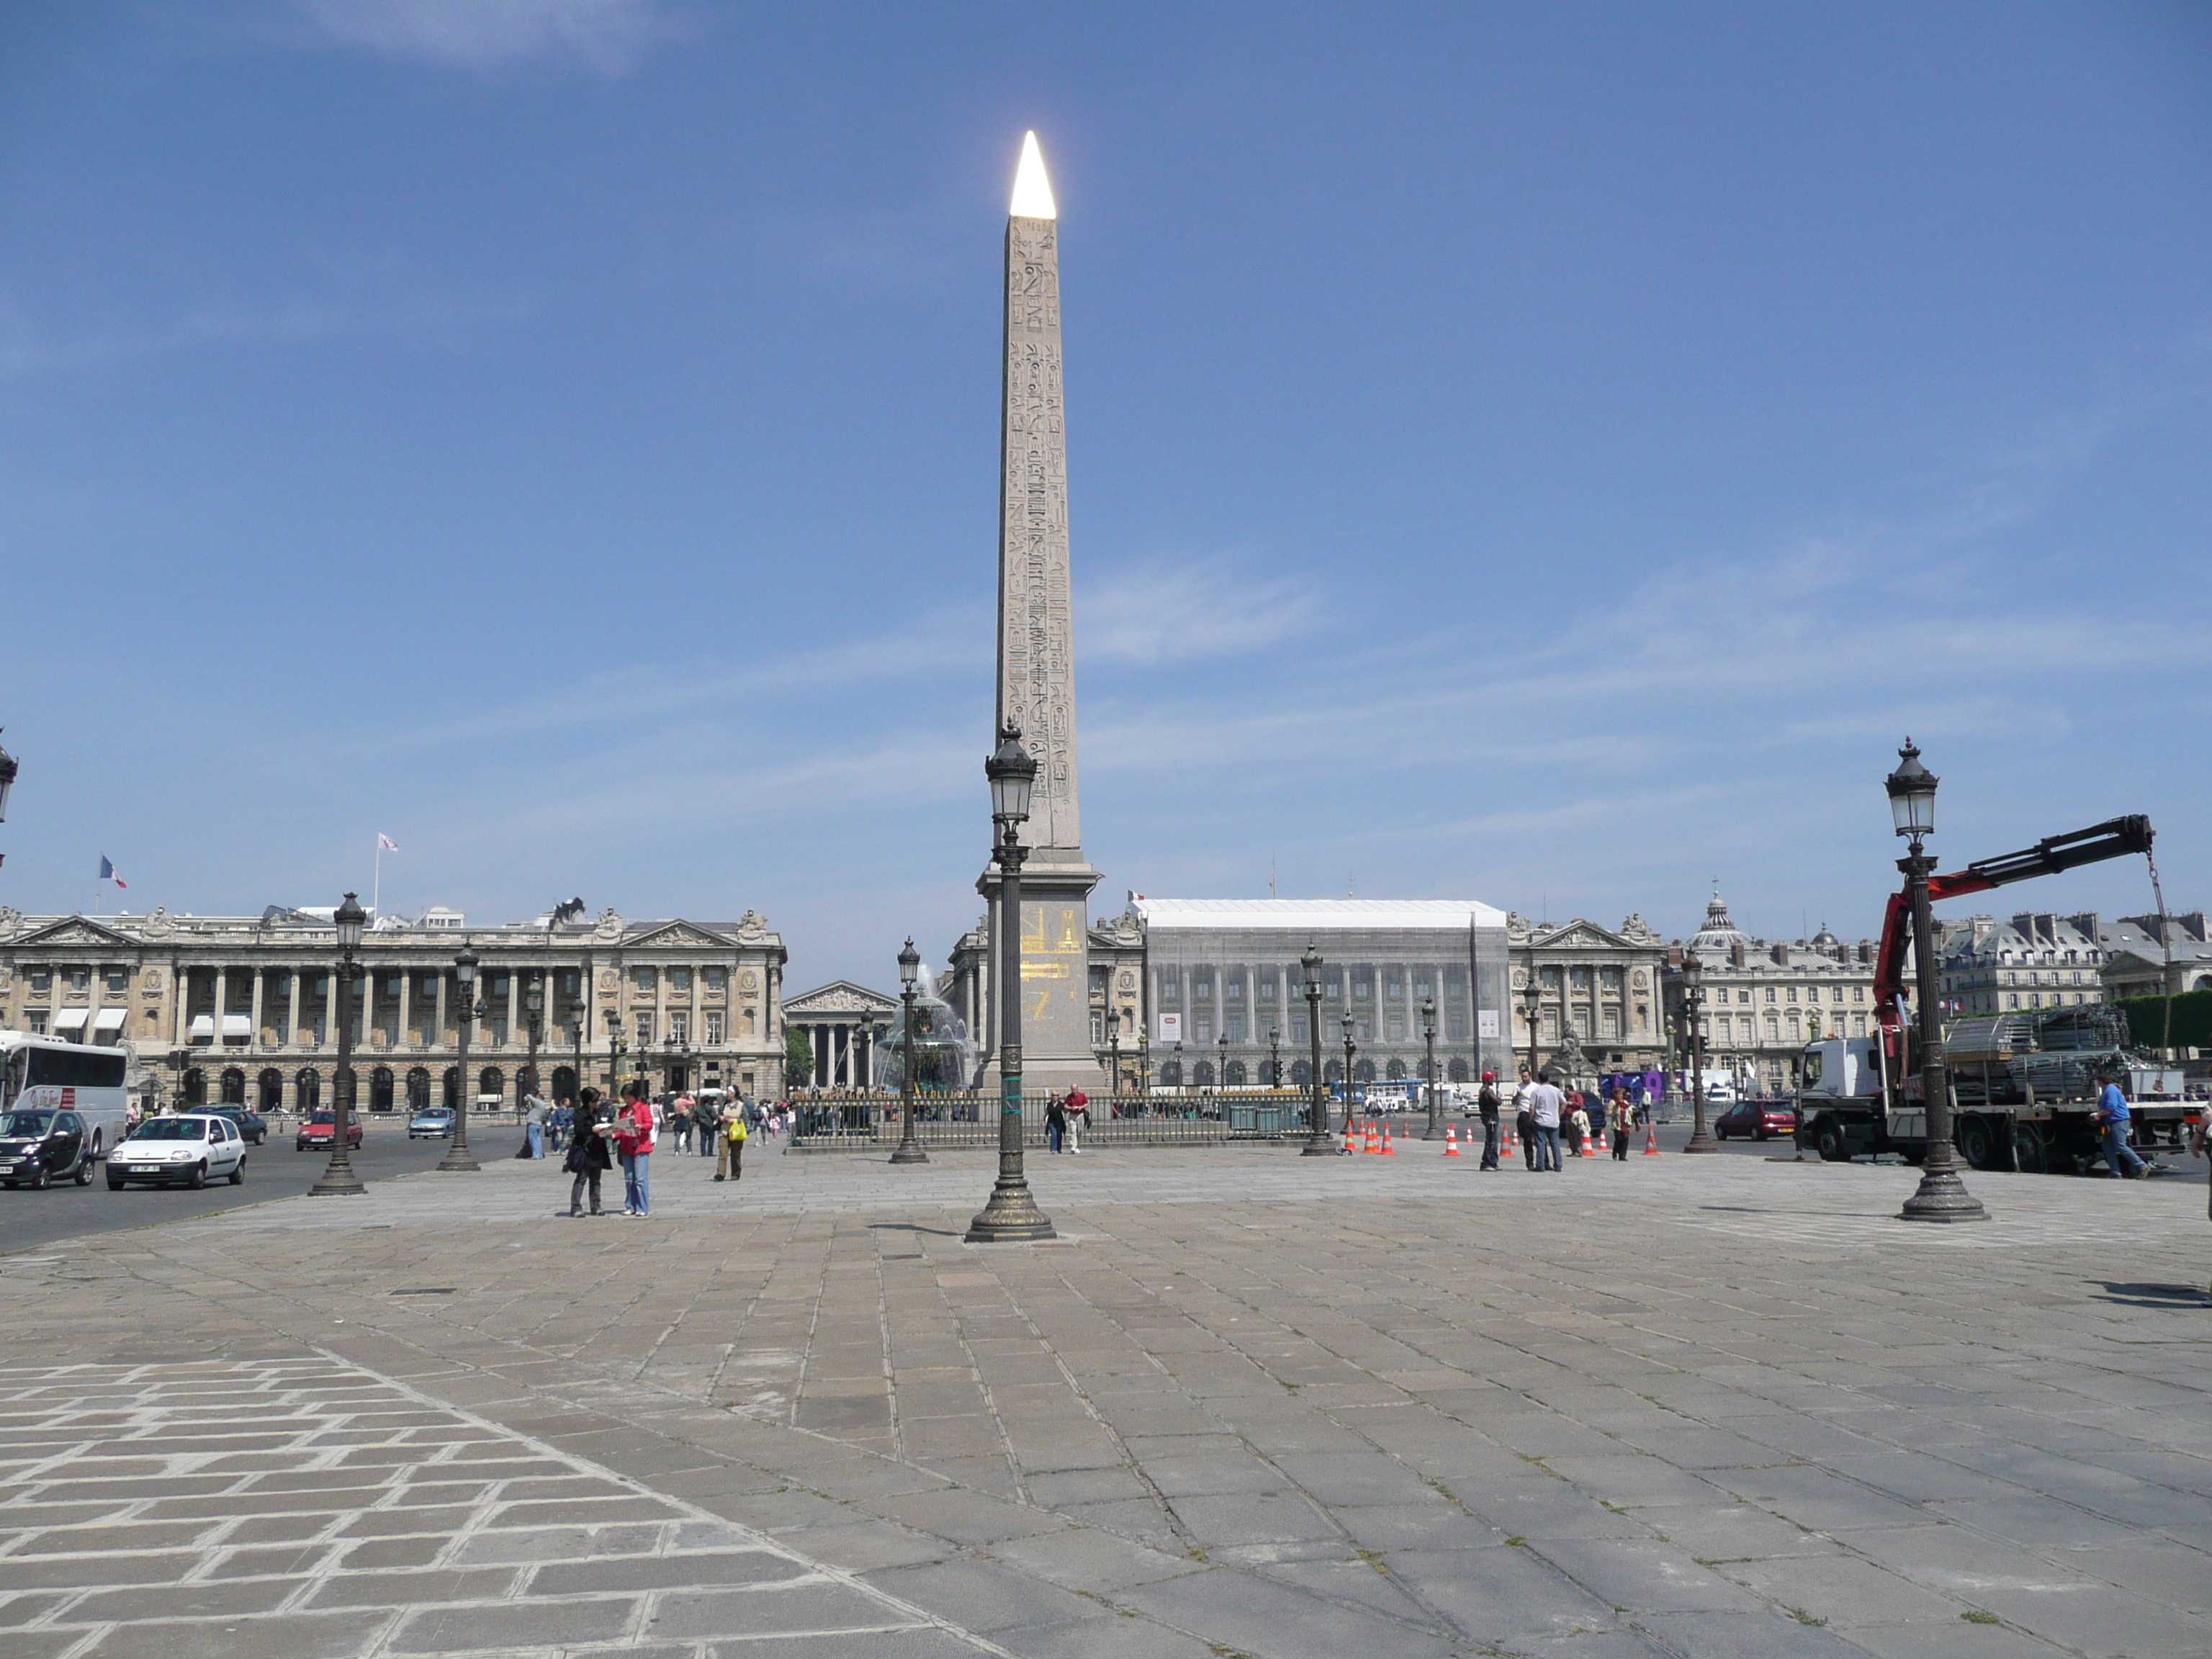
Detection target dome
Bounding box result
[1811,921,1841,948]
[1689,892,1750,956]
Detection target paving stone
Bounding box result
[1631,1608,1885,1657]
[1120,1563,1460,1659]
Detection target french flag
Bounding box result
[99,855,127,889]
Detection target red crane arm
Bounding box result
[1871,815,2153,1034]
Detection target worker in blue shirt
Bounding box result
[2095,1074,2149,1179]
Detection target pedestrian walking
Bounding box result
[1566,1094,1593,1157]
[2095,1072,2151,1179]
[549,1098,572,1151]
[1477,1071,1501,1169]
[691,1092,720,1163]
[1045,1093,1066,1154]
[1066,1084,1088,1154]
[1527,1074,1563,1172]
[670,1093,693,1156]
[524,1092,549,1159]
[562,1087,613,1216]
[1513,1067,1538,1171]
[1609,1086,1635,1160]
[719,1103,747,1182]
[615,1080,655,1215]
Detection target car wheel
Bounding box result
[73,1155,93,1186]
[107,1176,125,1190]
[1754,1127,1768,1141]
[30,1164,48,1190]
[186,1161,207,1190]
[228,1157,245,1185]
[1815,1121,1851,1163]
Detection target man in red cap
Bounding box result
[1477,1071,1501,1169]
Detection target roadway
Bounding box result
[0,1116,507,1256]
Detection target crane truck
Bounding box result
[1792,814,2194,1173]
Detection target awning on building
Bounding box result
[222,1014,252,1038]
[52,1008,89,1030]
[93,1008,127,1031]
[188,1014,216,1038]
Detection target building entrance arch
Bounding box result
[256,1069,283,1113]
[551,1065,577,1103]
[220,1067,247,1105]
[405,1068,431,1112]
[295,1069,321,1114]
[1354,1058,1376,1083]
[370,1066,395,1112]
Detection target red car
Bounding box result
[1714,1100,1798,1141]
[295,1110,364,1152]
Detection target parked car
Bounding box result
[109,1113,246,1189]
[1714,1099,1799,1141]
[295,1110,364,1152]
[408,1106,455,1140]
[204,1104,268,1146]
[0,1108,96,1189]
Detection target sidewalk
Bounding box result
[1,1141,2207,1657]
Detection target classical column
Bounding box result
[324,968,338,1048]
[248,969,265,1050]
[212,967,228,1053]
[505,970,519,1051]
[287,971,302,1049]
[434,970,448,1048]
[397,971,413,1051]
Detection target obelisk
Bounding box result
[979,131,1104,1094]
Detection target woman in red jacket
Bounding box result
[615,1079,655,1215]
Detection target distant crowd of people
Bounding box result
[507,1085,792,1216]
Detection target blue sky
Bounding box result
[2,1,2207,992]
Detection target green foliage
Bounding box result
[785,1025,812,1084]
[2116,989,2212,1051]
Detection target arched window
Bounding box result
[1290,1059,1311,1086]
[1385,1058,1406,1081]
[370,1067,395,1111]
[480,1066,505,1104]
[183,1067,207,1105]
[295,1069,321,1114]
[1324,1059,1343,1084]
[256,1069,283,1113]
[1354,1058,1376,1082]
[1193,1061,1214,1087]
[551,1065,578,1102]
[405,1067,431,1111]
[1448,1058,1469,1082]
[1159,1061,1182,1087]
[220,1067,247,1105]
[442,1067,460,1109]
[1225,1059,1246,1086]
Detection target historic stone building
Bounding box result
[1936,912,2110,1018]
[782,981,899,1090]
[2100,912,2212,1002]
[1504,913,1668,1083]
[1662,894,1876,1094]
[0,904,787,1114]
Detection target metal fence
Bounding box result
[786,1089,1326,1151]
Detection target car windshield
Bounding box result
[0,1112,55,1137]
[132,1119,210,1141]
[310,1112,335,1124]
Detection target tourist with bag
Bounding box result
[563,1087,613,1216]
[720,1102,748,1182]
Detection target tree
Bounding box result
[785,1026,811,1091]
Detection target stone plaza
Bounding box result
[1,1135,2207,1658]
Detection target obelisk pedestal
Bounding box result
[978,132,1105,1098]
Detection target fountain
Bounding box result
[875,966,981,1100]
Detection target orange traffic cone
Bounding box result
[1342,1122,1357,1155]
[1581,1130,1597,1159]
[1382,1124,1395,1156]
[1444,1125,1460,1157]
[1643,1120,1661,1156]
[1501,1120,1516,1159]
[1363,1120,1379,1155]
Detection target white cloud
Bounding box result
[295,0,673,73]
[1079,554,1320,664]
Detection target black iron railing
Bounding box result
[786,1089,1318,1150]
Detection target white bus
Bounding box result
[0,1032,133,1162]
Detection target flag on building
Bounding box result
[98,855,127,889]
[378,833,399,852]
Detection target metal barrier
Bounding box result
[786,1090,1313,1151]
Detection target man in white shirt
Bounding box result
[1512,1068,1537,1170]
[1527,1076,1564,1172]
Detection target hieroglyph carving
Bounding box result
[997,212,1082,853]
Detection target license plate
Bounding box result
[0,1162,16,1173]
[125,1165,157,1174]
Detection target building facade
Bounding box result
[1936,912,2110,1019]
[2096,912,2212,1002]
[782,981,899,1090]
[0,904,787,1113]
[1504,913,1668,1083]
[1663,895,1877,1094]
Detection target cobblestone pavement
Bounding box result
[1,1141,2208,1658]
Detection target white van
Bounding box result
[0,1032,133,1162]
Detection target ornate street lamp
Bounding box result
[310,893,369,1196]
[1300,944,1331,1155]
[439,947,485,1172]
[1106,1006,1122,1104]
[608,1013,627,1098]
[1681,953,1717,1154]
[1217,1028,1229,1106]
[523,974,544,1111]
[891,938,927,1166]
[1890,739,1986,1223]
[567,1015,583,1105]
[1340,1011,1357,1139]
[966,724,1054,1242]
[1268,1024,1280,1089]
[1421,994,1442,1141]
[1521,971,1543,1085]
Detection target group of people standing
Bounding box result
[520,1083,774,1216]
[1044,1087,1090,1154]
[1461,1067,1645,1172]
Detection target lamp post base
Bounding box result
[1682,1133,1719,1154]
[436,1147,480,1173]
[965,1179,1055,1242]
[307,1172,366,1196]
[1300,1141,1340,1156]
[889,1141,930,1165]
[1899,1168,1989,1223]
